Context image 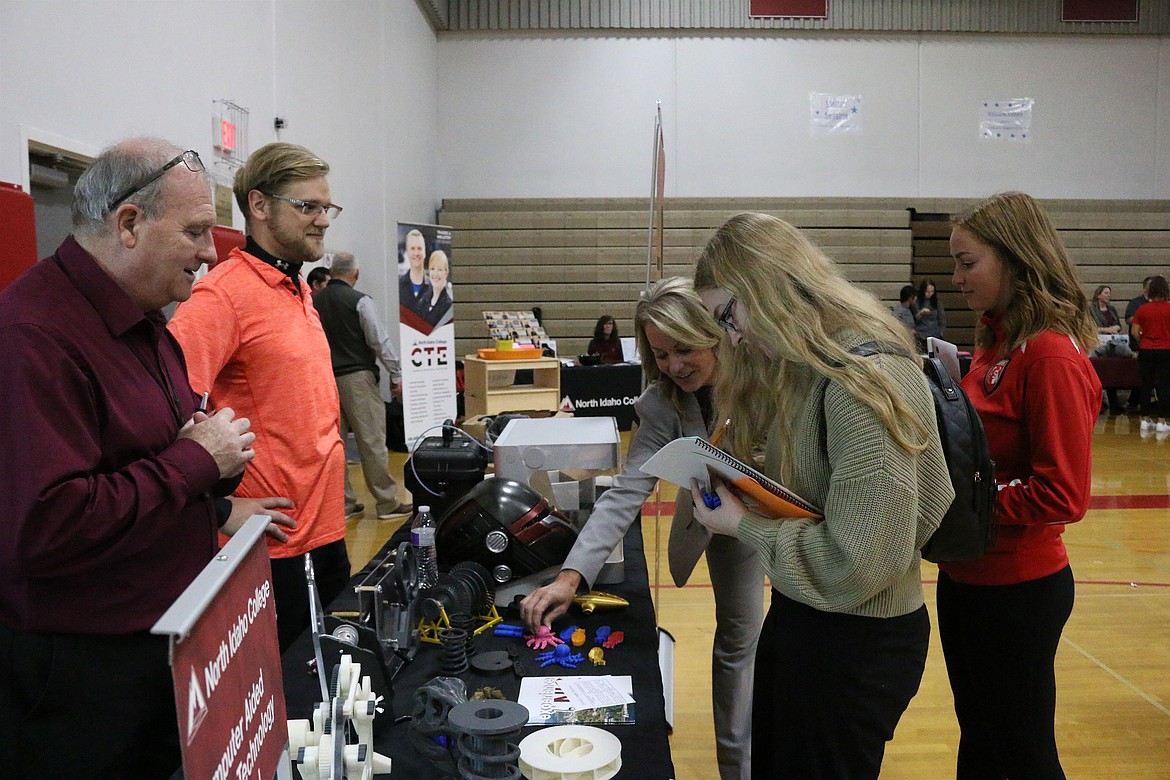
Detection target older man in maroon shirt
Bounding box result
[0,138,287,779]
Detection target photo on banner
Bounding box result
[397,222,457,450]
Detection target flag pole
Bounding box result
[646,102,664,288]
[644,102,667,612]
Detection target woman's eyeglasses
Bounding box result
[717,297,739,335]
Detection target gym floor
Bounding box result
[349,411,1169,778]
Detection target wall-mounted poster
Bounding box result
[809,92,863,136]
[397,222,456,450]
[979,98,1034,142]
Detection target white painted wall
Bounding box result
[437,32,1170,200]
[0,0,440,320]
[3,7,1168,306]
[918,35,1165,198]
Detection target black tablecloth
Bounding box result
[281,518,674,779]
[560,363,643,431]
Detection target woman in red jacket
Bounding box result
[1129,275,1170,434]
[944,192,1100,779]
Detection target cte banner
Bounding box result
[397,221,457,450]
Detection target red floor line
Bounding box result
[1087,494,1170,510]
[651,579,1170,590]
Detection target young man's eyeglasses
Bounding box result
[717,297,740,335]
[263,192,342,220]
[107,150,204,212]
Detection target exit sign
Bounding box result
[220,119,235,153]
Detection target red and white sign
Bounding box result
[1062,0,1138,23]
[221,119,236,154]
[169,537,287,780]
[750,0,827,18]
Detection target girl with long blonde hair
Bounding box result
[691,212,954,778]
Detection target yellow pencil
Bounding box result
[709,418,730,447]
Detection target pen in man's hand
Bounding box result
[198,392,209,413]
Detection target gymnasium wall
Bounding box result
[436,33,1170,199]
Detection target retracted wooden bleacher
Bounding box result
[441,197,1170,358]
[441,197,914,359]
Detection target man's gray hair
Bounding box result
[71,138,208,238]
[330,252,358,277]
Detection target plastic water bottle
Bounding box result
[411,506,439,589]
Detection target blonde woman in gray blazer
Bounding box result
[520,277,764,780]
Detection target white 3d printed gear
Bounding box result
[517,725,622,780]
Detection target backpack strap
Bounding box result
[847,341,912,361]
[851,340,961,402]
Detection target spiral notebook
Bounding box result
[642,436,821,519]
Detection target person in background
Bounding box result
[691,212,952,779]
[913,277,947,345]
[307,265,330,294]
[944,191,1100,778]
[1091,284,1124,340]
[1125,276,1156,410]
[398,229,431,317]
[1090,284,1132,413]
[587,314,623,363]
[893,284,918,337]
[314,252,413,520]
[169,142,351,652]
[0,138,290,778]
[1125,276,1154,349]
[520,277,763,780]
[1130,275,1170,435]
[419,249,453,327]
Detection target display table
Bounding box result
[560,363,643,431]
[463,356,561,417]
[1091,356,1140,389]
[281,518,675,779]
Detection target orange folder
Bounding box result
[641,436,821,520]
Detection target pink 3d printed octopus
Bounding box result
[524,626,564,650]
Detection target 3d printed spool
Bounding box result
[448,699,528,780]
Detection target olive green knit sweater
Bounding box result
[736,345,954,618]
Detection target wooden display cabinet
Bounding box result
[462,356,561,417]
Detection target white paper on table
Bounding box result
[556,675,635,710]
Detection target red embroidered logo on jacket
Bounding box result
[984,358,1010,394]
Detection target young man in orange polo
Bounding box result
[170,142,351,650]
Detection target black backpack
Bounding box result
[851,343,997,562]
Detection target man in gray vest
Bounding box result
[315,252,412,519]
